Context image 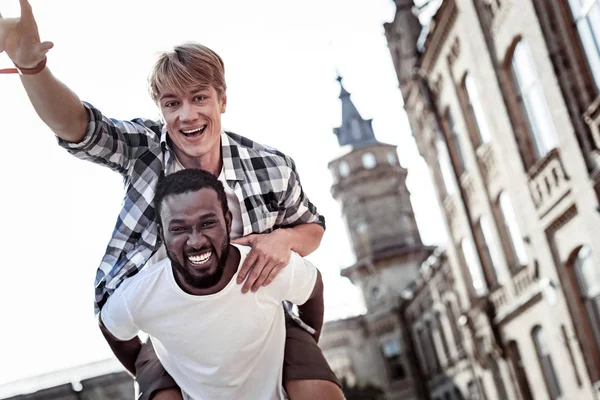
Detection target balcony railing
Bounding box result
[512,267,535,297]
[527,148,570,217]
[489,285,509,312]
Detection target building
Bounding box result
[320,74,492,399]
[0,359,132,400]
[379,0,600,399]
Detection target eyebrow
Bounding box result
[160,86,210,101]
[168,212,219,225]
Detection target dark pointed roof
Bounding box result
[333,76,378,148]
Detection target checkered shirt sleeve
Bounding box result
[57,103,164,314]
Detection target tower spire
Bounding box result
[333,76,378,147]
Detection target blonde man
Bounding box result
[1,1,343,399]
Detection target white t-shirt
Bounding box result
[149,158,244,265]
[101,244,317,400]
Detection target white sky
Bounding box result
[0,0,446,385]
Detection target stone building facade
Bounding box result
[377,0,600,399]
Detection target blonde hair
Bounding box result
[148,42,227,102]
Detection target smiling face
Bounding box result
[159,187,232,292]
[159,85,227,166]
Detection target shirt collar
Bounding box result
[160,127,244,182]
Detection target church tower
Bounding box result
[328,77,433,310]
[383,0,422,100]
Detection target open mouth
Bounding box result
[180,125,207,138]
[187,251,212,266]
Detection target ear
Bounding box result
[157,223,165,244]
[225,210,232,234]
[220,93,227,114]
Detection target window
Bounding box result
[474,215,508,286]
[464,73,492,146]
[568,0,600,90]
[445,300,463,354]
[574,246,600,349]
[425,320,442,373]
[387,151,397,165]
[491,358,510,400]
[416,325,440,374]
[437,139,458,196]
[381,338,406,380]
[510,41,558,159]
[497,192,528,269]
[339,160,350,177]
[443,110,466,175]
[435,312,452,364]
[461,237,489,296]
[532,326,562,399]
[327,351,356,387]
[362,152,376,169]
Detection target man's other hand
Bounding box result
[0,0,53,66]
[232,229,292,293]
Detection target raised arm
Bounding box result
[1,0,88,142]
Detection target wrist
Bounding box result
[274,228,294,251]
[14,57,47,75]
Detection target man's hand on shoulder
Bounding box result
[232,229,293,293]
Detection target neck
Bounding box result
[172,137,223,177]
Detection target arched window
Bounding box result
[496,192,528,270]
[464,73,492,146]
[338,160,350,177]
[473,215,508,286]
[574,246,600,348]
[509,40,559,160]
[461,237,488,296]
[568,0,600,90]
[437,139,458,196]
[362,152,376,169]
[532,326,562,399]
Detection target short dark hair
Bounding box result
[155,169,229,225]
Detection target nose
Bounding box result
[186,230,206,249]
[179,101,198,123]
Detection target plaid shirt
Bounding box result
[58,103,325,315]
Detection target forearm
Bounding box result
[298,271,325,341]
[283,223,324,257]
[99,320,142,376]
[20,67,88,142]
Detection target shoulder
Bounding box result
[114,259,171,301]
[224,131,296,171]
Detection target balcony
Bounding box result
[512,267,536,297]
[489,285,509,314]
[527,148,571,218]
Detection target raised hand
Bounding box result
[0,0,53,68]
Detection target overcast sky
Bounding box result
[0,0,445,385]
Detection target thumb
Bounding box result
[231,235,255,245]
[38,41,53,53]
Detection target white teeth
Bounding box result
[188,252,212,265]
[182,125,206,134]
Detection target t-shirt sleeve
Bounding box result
[274,252,318,305]
[100,283,140,341]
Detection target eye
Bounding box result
[164,101,179,108]
[201,221,216,228]
[194,95,207,102]
[170,226,187,233]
